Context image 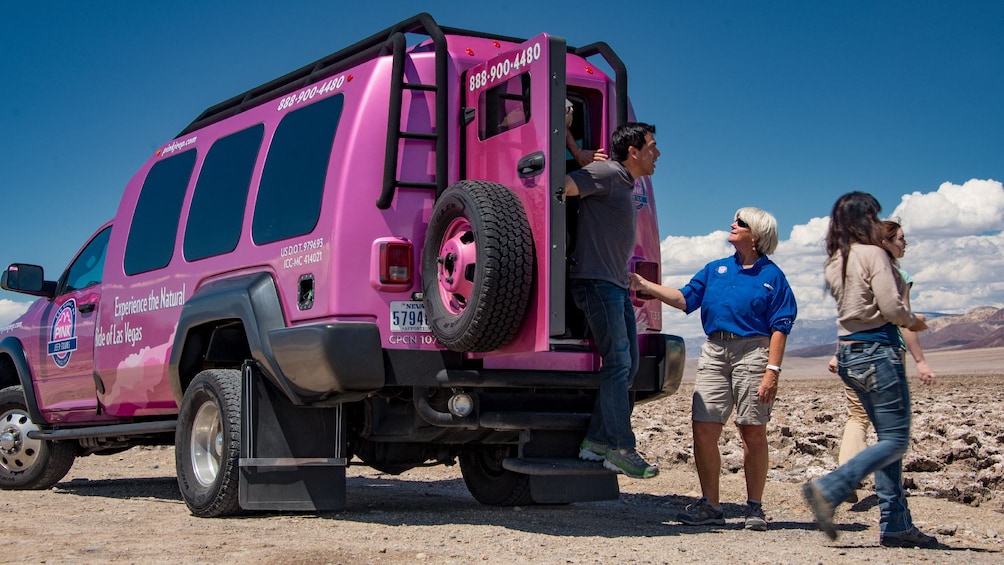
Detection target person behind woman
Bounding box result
[630,207,796,531]
[565,98,608,168]
[803,192,940,549]
[832,220,937,503]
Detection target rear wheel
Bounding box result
[0,386,75,490]
[175,369,242,517]
[422,180,533,352]
[459,447,532,506]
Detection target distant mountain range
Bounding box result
[786,306,1004,357]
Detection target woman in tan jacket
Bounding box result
[803,192,940,549]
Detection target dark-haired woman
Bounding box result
[802,192,940,549]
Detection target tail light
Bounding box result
[379,241,413,284]
[634,261,659,300]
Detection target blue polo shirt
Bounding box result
[680,253,797,337]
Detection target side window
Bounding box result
[61,226,112,294]
[124,150,197,275]
[479,73,531,140]
[252,93,345,245]
[184,125,264,261]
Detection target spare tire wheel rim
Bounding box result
[437,216,477,315]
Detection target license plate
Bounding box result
[389,301,430,332]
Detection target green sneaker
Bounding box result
[603,448,658,479]
[578,438,608,461]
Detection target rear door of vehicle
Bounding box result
[463,33,566,353]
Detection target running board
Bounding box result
[502,457,612,476]
[27,420,176,441]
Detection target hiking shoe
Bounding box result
[603,448,658,479]
[744,502,768,531]
[802,481,838,540]
[578,438,608,462]
[880,526,941,549]
[845,482,864,503]
[677,497,725,526]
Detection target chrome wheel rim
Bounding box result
[0,408,42,474]
[190,401,223,488]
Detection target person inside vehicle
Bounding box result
[565,98,607,168]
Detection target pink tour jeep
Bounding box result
[0,13,683,516]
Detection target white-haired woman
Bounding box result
[630,207,797,531]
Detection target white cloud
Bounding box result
[891,178,1004,236]
[0,299,31,327]
[657,180,1004,333]
[660,231,733,275]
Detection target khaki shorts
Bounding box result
[692,336,772,426]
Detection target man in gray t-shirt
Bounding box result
[567,159,637,288]
[563,122,660,479]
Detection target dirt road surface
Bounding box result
[4,349,1004,564]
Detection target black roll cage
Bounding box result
[176,13,628,209]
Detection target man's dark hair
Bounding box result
[610,122,656,162]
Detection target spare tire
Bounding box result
[422,180,533,351]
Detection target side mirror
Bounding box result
[1,264,55,298]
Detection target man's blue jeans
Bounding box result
[816,342,915,536]
[570,279,639,450]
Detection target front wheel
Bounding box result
[175,369,242,517]
[0,386,75,490]
[459,447,532,506]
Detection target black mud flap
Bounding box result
[239,362,347,511]
[530,474,619,504]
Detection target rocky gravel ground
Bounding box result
[2,350,1003,564]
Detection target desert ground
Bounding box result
[3,347,1003,564]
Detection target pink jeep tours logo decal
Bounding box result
[48,300,78,368]
[633,181,649,211]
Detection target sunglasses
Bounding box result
[735,217,750,229]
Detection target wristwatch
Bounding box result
[766,364,782,373]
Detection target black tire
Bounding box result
[0,386,75,490]
[175,369,242,517]
[459,447,532,506]
[422,180,533,352]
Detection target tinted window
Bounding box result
[252,94,344,245]
[184,125,264,261]
[124,150,197,275]
[62,226,112,293]
[479,73,531,140]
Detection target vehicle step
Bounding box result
[27,420,176,441]
[502,457,612,476]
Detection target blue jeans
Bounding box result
[816,342,915,536]
[570,279,639,450]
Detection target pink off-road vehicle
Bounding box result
[0,13,683,516]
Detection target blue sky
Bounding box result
[2,1,1002,338]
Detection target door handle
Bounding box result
[78,302,96,313]
[516,151,545,179]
